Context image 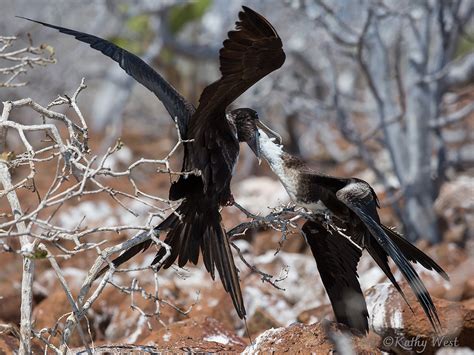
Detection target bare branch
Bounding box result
[0,35,55,88]
[0,78,192,352]
[431,102,474,128]
[0,162,34,354]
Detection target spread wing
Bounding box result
[18,16,194,137]
[303,175,416,309]
[335,181,442,333]
[188,6,285,139]
[302,221,368,334]
[185,6,285,193]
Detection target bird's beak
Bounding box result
[257,121,282,144]
[247,130,261,164]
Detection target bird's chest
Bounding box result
[299,199,331,214]
[296,181,328,210]
[230,150,239,176]
[297,182,351,222]
[276,166,301,201]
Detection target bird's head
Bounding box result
[230,108,282,160]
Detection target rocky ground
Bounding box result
[1,130,473,354]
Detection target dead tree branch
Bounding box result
[291,0,472,242]
[0,35,55,88]
[0,77,194,352]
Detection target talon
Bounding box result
[225,194,235,206]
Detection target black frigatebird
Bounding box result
[20,6,286,319]
[252,128,449,334]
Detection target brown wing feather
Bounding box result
[187,6,285,139]
[303,221,368,334]
[184,6,285,193]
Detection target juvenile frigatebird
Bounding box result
[252,128,449,334]
[20,7,286,319]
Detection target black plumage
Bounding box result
[255,130,449,333]
[303,221,368,334]
[21,6,286,319]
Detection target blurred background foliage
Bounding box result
[168,0,212,34]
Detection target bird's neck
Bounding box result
[258,129,285,167]
[258,129,303,199]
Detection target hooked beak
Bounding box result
[247,129,261,164]
[256,121,282,144]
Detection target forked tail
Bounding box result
[97,197,246,319]
[152,197,246,319]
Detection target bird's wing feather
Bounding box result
[187,6,285,139]
[382,225,449,280]
[303,220,368,334]
[179,117,239,197]
[18,16,194,137]
[336,182,442,333]
[184,6,285,193]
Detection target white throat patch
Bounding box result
[258,129,298,200]
[258,129,284,165]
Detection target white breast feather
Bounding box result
[300,200,330,214]
[258,130,332,215]
[258,129,298,199]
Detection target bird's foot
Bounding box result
[322,212,334,233]
[225,194,235,206]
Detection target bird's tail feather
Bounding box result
[366,241,414,312]
[96,198,246,319]
[152,198,247,319]
[358,212,442,333]
[95,212,179,278]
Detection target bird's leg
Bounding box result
[232,201,255,217]
[220,183,235,207]
[321,212,334,234]
[318,211,348,236]
[224,193,235,206]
